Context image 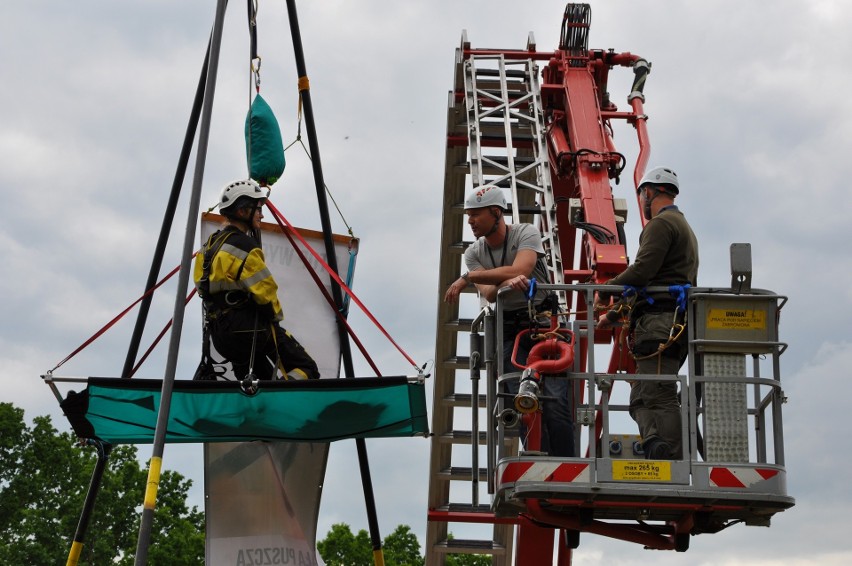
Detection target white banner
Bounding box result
[205,442,326,566]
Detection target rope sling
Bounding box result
[600,284,692,374]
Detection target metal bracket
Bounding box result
[576,407,595,425]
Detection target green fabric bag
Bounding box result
[245,94,285,185]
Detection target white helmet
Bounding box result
[464,184,508,210]
[219,179,268,213]
[638,166,679,194]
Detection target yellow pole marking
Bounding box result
[66,541,83,566]
[143,456,162,510]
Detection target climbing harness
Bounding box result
[607,284,692,373]
[194,228,263,381]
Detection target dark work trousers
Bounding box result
[502,330,575,457]
[209,308,320,380]
[630,310,687,459]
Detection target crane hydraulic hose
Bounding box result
[628,58,650,102]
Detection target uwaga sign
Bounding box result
[707,308,767,331]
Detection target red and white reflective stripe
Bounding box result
[500,462,590,484]
[709,467,778,488]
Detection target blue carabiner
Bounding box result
[668,283,691,313]
[527,277,537,300]
[623,285,654,305]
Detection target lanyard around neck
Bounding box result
[487,225,510,267]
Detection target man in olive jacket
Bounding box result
[598,166,698,460]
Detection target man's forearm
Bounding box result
[469,265,527,286]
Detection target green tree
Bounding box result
[0,402,204,565]
[382,524,423,565]
[445,550,492,565]
[317,522,372,565]
[317,524,492,565]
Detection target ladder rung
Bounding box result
[443,318,474,332]
[442,356,473,370]
[441,393,486,408]
[433,539,506,556]
[514,204,543,215]
[476,130,535,142]
[444,503,495,514]
[430,504,514,523]
[447,241,467,253]
[438,430,488,445]
[436,466,489,481]
[475,88,530,100]
[474,68,528,79]
[487,155,537,167]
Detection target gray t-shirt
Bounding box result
[464,223,549,311]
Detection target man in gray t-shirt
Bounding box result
[445,185,574,457]
[463,222,551,311]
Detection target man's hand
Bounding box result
[594,293,621,330]
[505,274,531,293]
[596,311,617,330]
[444,276,467,304]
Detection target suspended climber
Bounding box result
[193,179,320,381]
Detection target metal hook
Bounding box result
[240,375,259,396]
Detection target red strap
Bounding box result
[278,223,382,377]
[265,200,419,372]
[49,258,191,373]
[127,289,197,378]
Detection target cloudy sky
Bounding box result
[2,0,851,564]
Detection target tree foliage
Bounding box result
[317,523,491,565]
[1,401,497,565]
[316,523,373,565]
[382,524,423,565]
[0,402,204,565]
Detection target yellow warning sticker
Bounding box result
[707,308,766,330]
[612,460,671,481]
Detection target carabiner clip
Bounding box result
[252,56,262,92]
[526,277,537,301]
[526,277,538,319]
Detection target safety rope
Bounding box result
[282,134,354,239]
[631,322,686,363]
[607,284,690,365]
[280,74,355,240]
[246,0,261,187]
[265,200,421,373]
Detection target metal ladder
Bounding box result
[425,32,562,565]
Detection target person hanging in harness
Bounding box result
[193,179,320,381]
[596,166,698,460]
